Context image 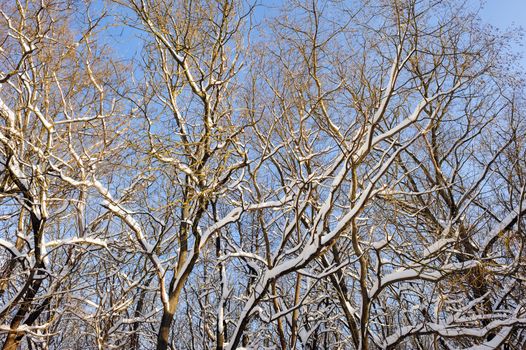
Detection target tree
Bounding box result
[1,0,525,349]
[0,2,130,349]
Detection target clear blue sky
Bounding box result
[98,0,526,70]
[480,0,526,67]
[480,0,526,28]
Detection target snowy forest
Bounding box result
[1,0,525,349]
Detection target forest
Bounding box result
[0,0,525,349]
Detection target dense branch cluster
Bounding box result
[0,0,525,349]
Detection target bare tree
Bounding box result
[1,0,525,349]
[0,1,130,349]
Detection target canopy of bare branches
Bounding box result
[1,0,525,349]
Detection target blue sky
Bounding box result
[480,0,526,29]
[480,0,526,67]
[97,0,526,69]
